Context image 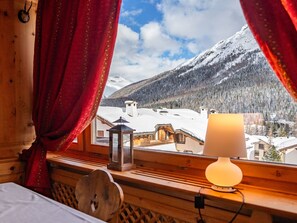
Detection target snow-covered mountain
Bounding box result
[168,25,262,88]
[102,25,297,121]
[103,75,132,97]
[175,25,259,73]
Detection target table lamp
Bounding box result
[203,114,246,192]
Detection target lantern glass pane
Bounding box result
[123,133,131,163]
[112,133,118,162]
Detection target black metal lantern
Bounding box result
[107,117,135,171]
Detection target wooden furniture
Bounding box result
[49,152,297,223]
[75,169,124,222]
[0,182,106,223]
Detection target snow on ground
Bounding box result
[97,106,208,141]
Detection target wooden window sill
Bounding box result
[47,151,297,221]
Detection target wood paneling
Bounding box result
[0,0,37,158]
[0,158,24,183]
[47,153,297,222]
[133,149,297,195]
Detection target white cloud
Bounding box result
[108,0,246,92]
[121,9,143,17]
[145,0,158,4]
[110,53,185,82]
[187,41,200,54]
[110,24,185,82]
[140,22,181,56]
[158,0,246,52]
[113,24,139,56]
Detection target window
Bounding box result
[176,133,185,144]
[97,130,104,137]
[91,118,110,146]
[80,1,297,166]
[254,150,259,157]
[69,134,84,151]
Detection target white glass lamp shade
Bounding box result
[203,114,246,192]
[205,157,243,192]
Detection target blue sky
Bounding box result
[109,0,246,84]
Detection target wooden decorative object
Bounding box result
[75,169,124,222]
[107,119,135,171]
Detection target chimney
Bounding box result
[200,106,208,119]
[209,108,217,114]
[125,100,138,117]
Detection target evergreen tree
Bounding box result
[262,146,282,162]
[293,115,297,137]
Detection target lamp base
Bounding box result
[205,157,243,193]
[210,185,236,193]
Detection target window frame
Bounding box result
[68,125,109,155]
[175,133,186,144]
[66,124,297,194]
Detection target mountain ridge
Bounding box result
[102,25,297,122]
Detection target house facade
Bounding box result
[95,101,208,153]
[246,135,297,164]
[275,138,297,165]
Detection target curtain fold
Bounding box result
[240,0,297,101]
[22,0,122,196]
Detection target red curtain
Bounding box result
[21,0,122,196]
[240,0,297,101]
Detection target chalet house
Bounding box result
[246,135,297,164]
[95,101,207,153]
[275,138,297,165]
[246,135,271,160]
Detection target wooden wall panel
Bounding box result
[48,164,274,223]
[0,0,37,158]
[47,154,297,222]
[0,158,24,183]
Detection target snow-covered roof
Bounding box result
[245,135,270,147]
[97,106,208,141]
[273,137,297,151]
[176,128,204,142]
[141,143,177,152]
[248,135,271,144]
[245,135,297,152]
[245,134,260,149]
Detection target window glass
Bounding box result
[91,118,109,146]
[123,134,131,163]
[112,133,119,162]
[176,133,185,144]
[93,0,297,166]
